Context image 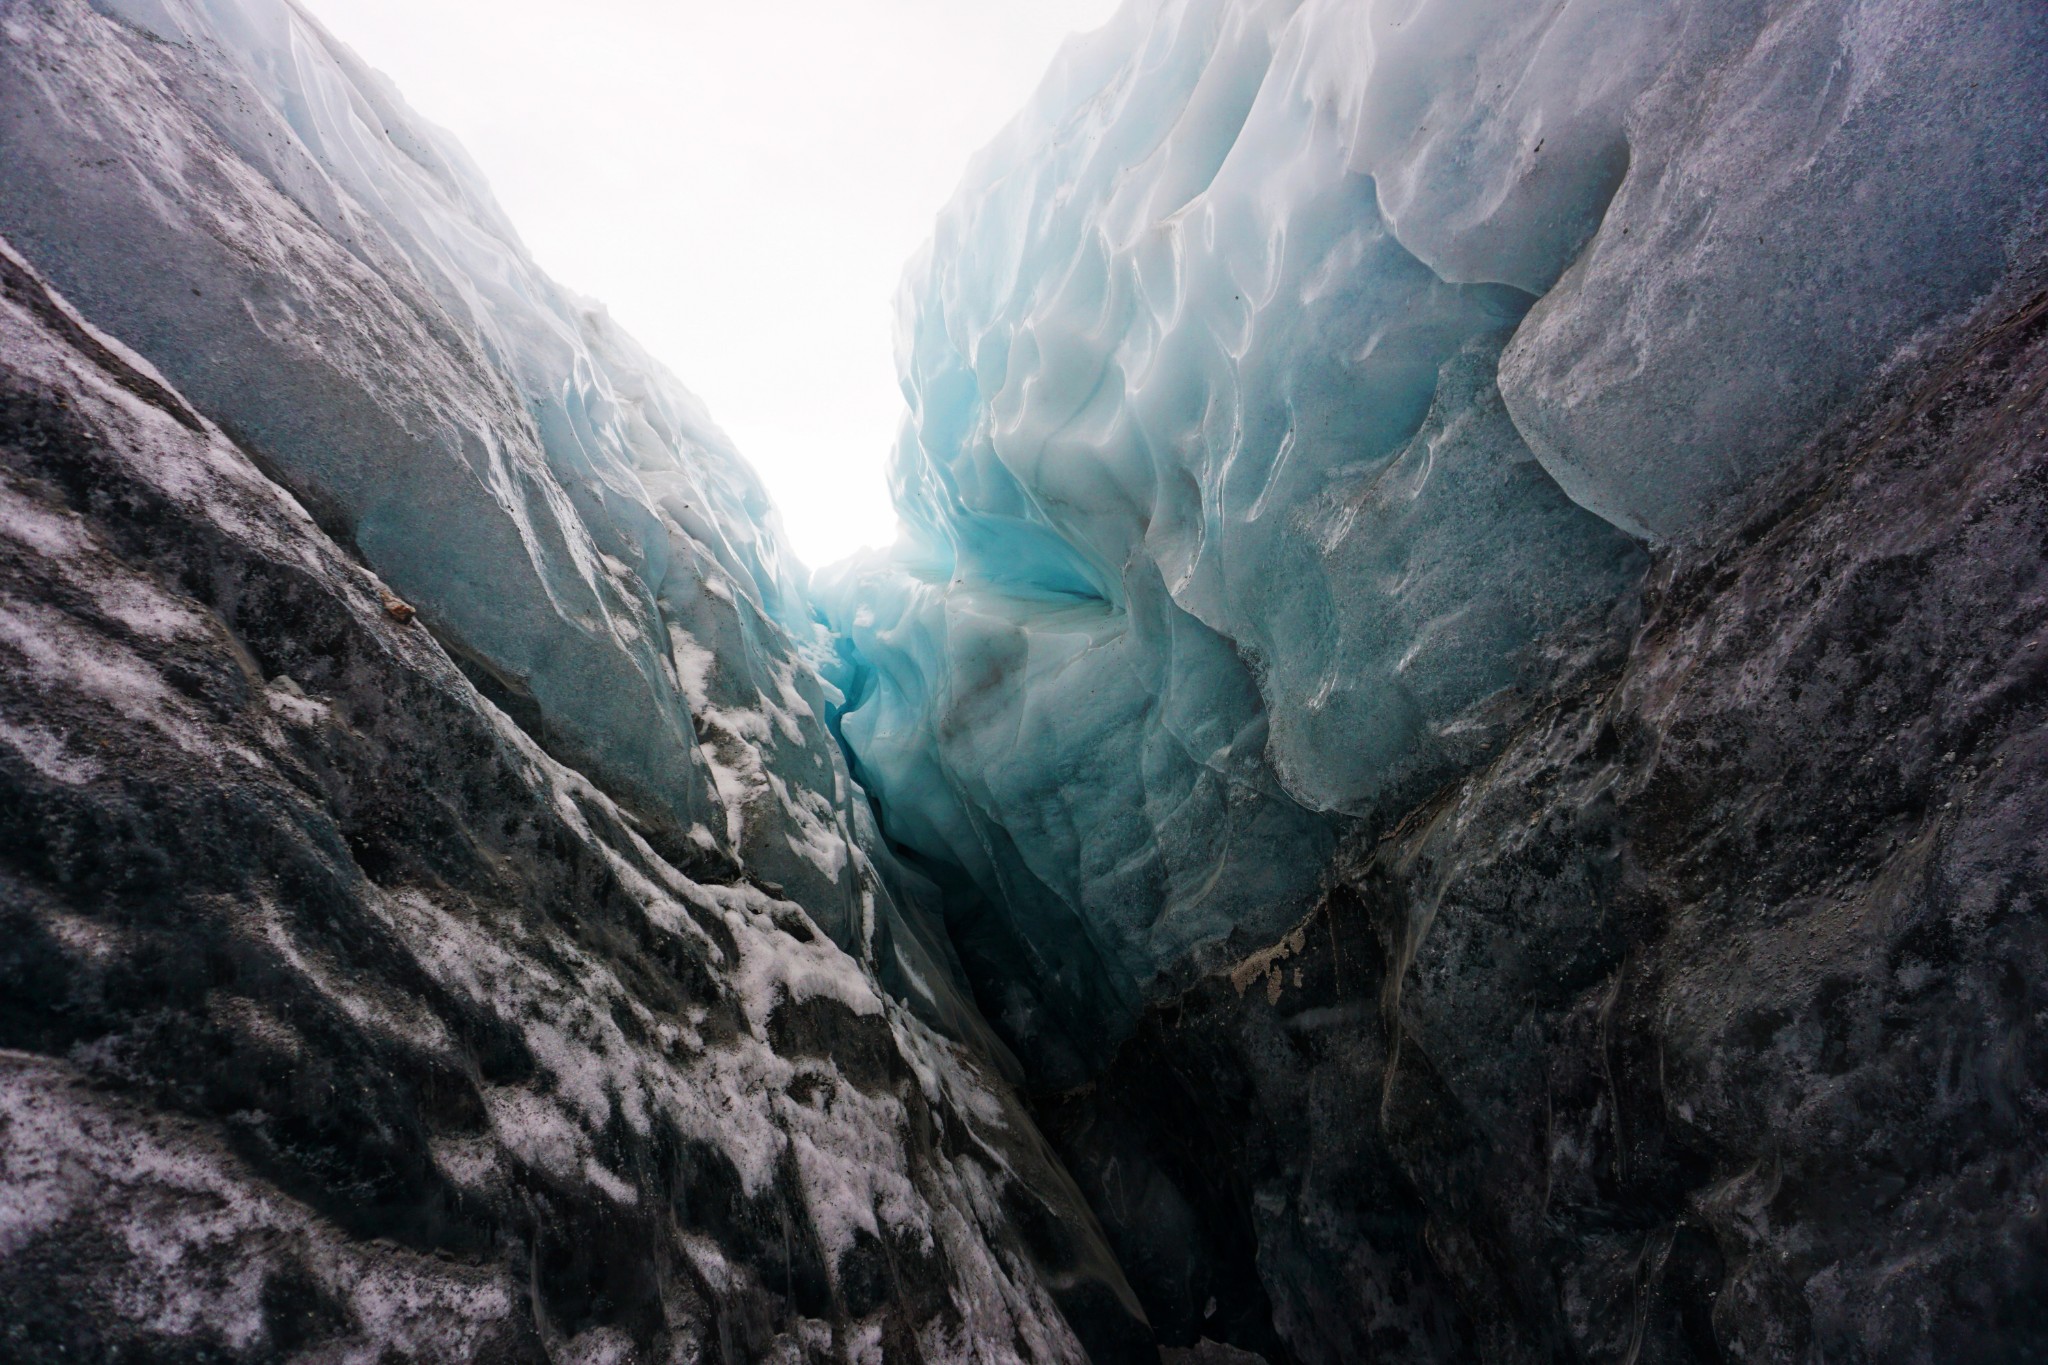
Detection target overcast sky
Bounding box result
[302,0,1124,567]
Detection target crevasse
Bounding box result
[12,0,2041,1088]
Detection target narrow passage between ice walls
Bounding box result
[1,0,2045,1360]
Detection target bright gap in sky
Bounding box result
[301,0,1125,569]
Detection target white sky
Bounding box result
[302,0,1124,567]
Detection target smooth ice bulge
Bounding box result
[817,0,2048,1069]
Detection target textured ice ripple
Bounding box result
[816,0,2048,1072]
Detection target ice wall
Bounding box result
[818,0,2048,1069]
[0,235,1142,1360]
[0,0,988,1051]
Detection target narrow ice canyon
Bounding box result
[1,0,2045,1361]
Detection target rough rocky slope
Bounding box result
[0,239,1145,1363]
[1040,282,2048,1363]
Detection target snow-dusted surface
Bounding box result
[0,235,1133,1359]
[817,0,2048,1062]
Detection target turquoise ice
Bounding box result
[816,0,2047,1071]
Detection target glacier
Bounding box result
[0,0,1161,1355]
[815,0,2048,1073]
[3,0,2048,1358]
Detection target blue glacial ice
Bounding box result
[816,0,2048,1070]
